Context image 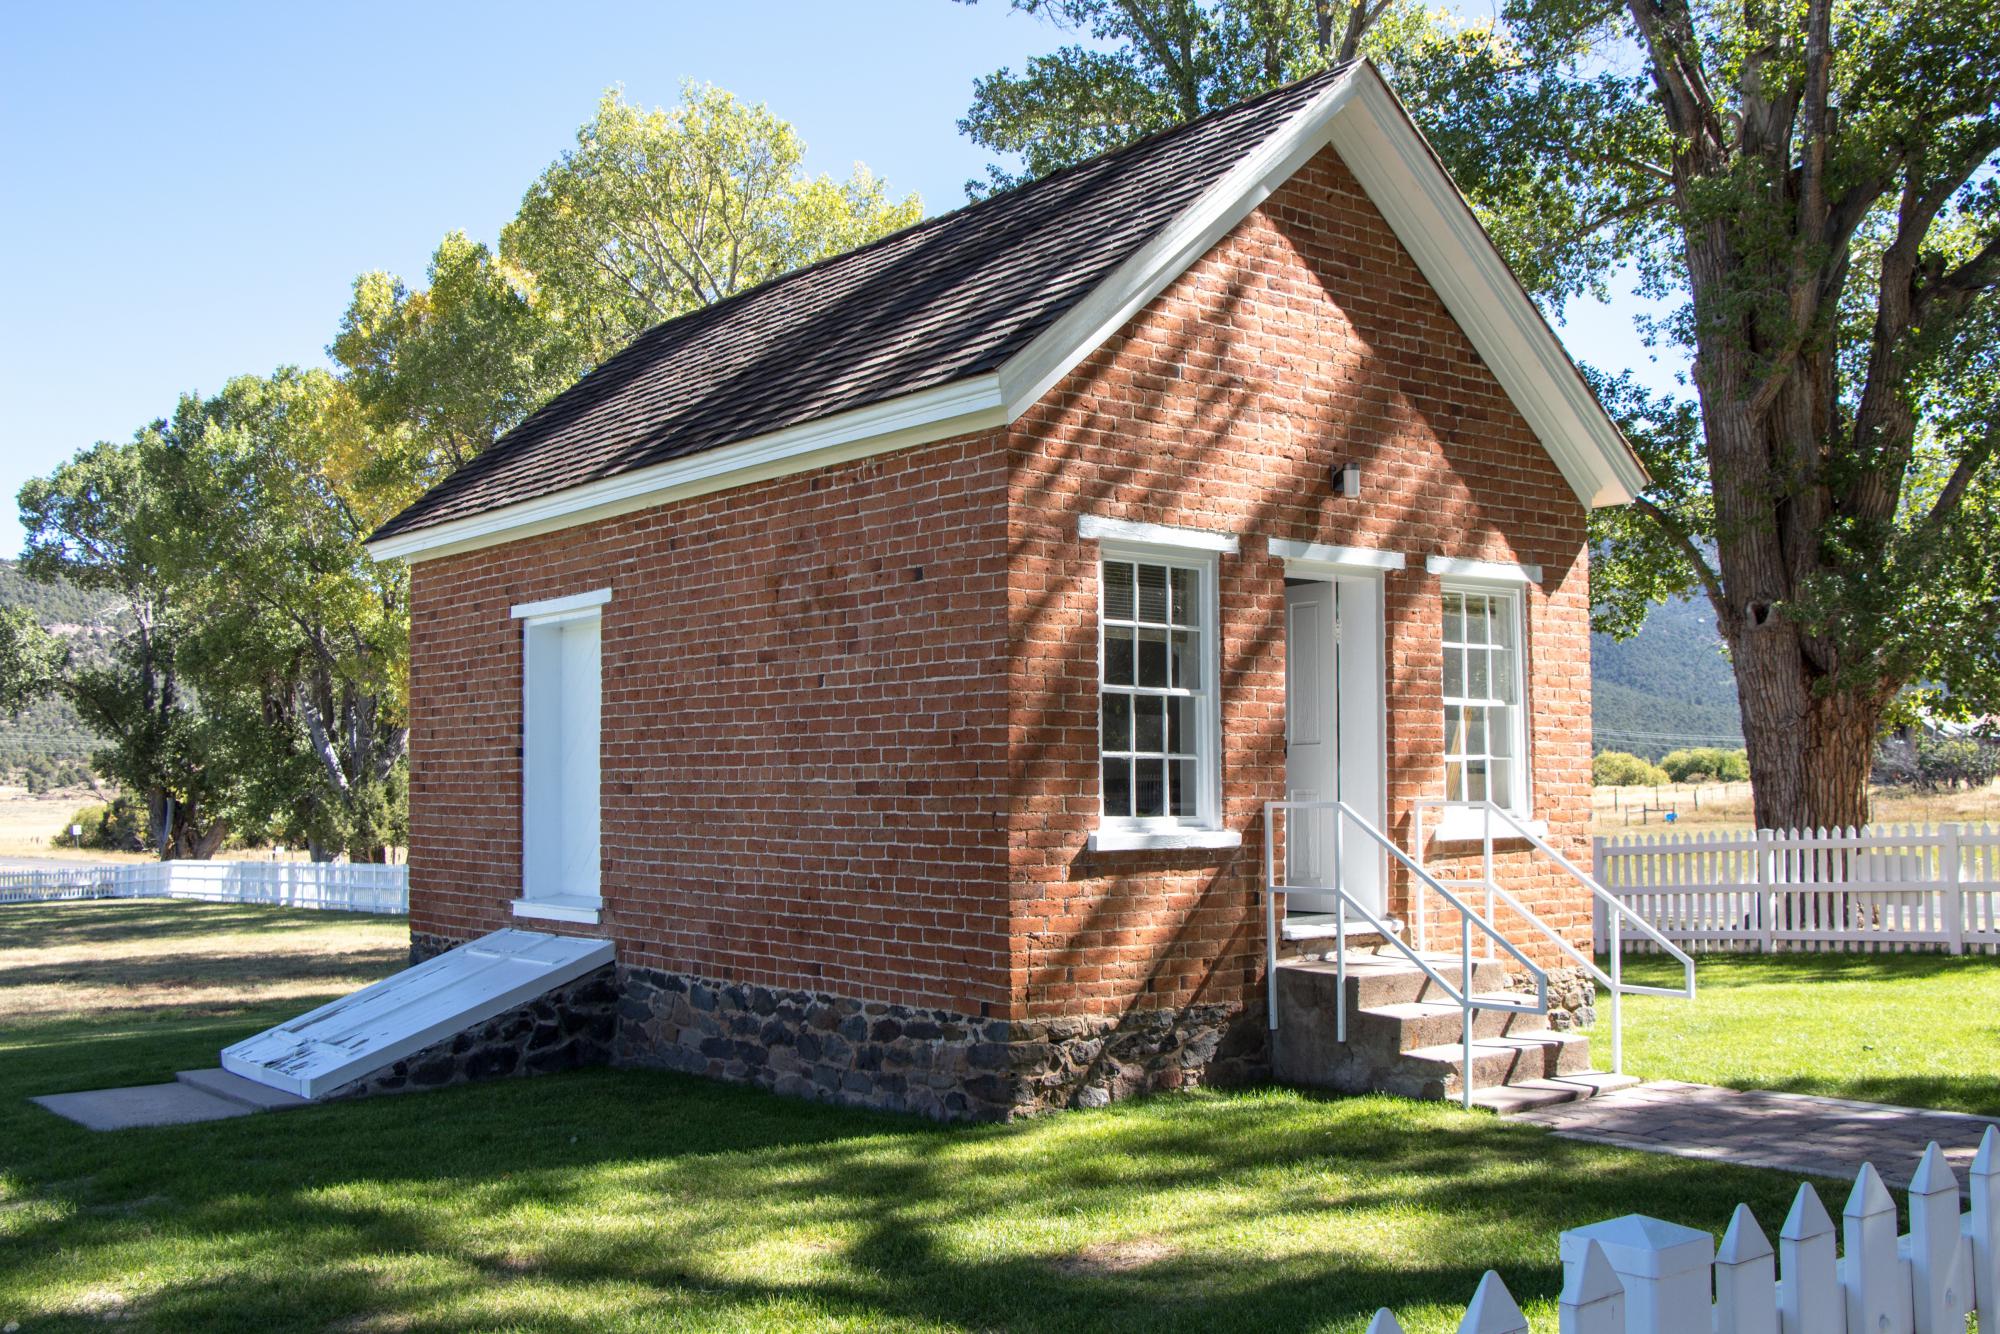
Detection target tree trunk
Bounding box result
[1733,621,1881,830]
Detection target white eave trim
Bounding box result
[1266,537,1405,572]
[511,588,612,621]
[366,374,1007,563]
[369,62,1641,567]
[1078,515,1240,553]
[1426,556,1542,585]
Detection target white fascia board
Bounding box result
[1266,537,1405,571]
[998,71,1366,419]
[1079,514,1240,553]
[1328,72,1647,510]
[1426,555,1543,584]
[511,588,612,621]
[367,374,1007,564]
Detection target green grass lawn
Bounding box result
[0,903,1827,1334]
[1611,950,2000,1116]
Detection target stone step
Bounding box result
[1470,1071,1640,1114]
[1343,993,1544,1053]
[1277,952,1515,1011]
[1388,1030,1594,1098]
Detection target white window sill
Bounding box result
[1087,828,1243,853]
[512,895,603,925]
[1424,810,1547,844]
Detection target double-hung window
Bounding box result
[1099,555,1211,824]
[1440,585,1526,814]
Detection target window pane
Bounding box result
[1103,758,1132,817]
[1167,695,1197,755]
[1489,707,1512,756]
[1489,759,1512,808]
[1105,628,1135,685]
[1104,562,1135,621]
[1469,648,1490,700]
[1134,759,1166,817]
[1137,563,1169,623]
[1169,629,1201,689]
[1102,692,1131,753]
[1134,694,1166,753]
[1169,567,1199,626]
[1467,706,1487,757]
[1464,595,1488,644]
[1444,594,1463,644]
[1493,644,1515,704]
[1466,760,1488,802]
[1444,704,1464,757]
[1443,647,1464,701]
[1445,760,1464,801]
[1137,627,1169,687]
[1170,759,1197,817]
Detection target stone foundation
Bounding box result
[410,931,456,967]
[613,962,1267,1122]
[1493,963,1597,1030]
[328,961,618,1100]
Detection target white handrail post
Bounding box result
[1414,802,1428,952]
[1265,803,1279,1032]
[1482,802,1495,962]
[1610,910,1624,1075]
[1335,805,1348,1044]
[1461,912,1474,1109]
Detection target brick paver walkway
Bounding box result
[1511,1079,1999,1192]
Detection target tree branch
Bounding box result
[1631,494,1730,625]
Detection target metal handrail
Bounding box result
[1412,799,1697,1074]
[1264,799,1548,1109]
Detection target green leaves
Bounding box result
[0,608,61,719]
[502,85,923,360]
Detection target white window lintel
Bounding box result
[511,588,612,621]
[1425,556,1542,585]
[1079,515,1239,554]
[1266,537,1406,571]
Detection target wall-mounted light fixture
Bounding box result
[1332,460,1362,497]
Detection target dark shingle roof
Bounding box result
[371,67,1352,543]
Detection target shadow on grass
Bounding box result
[0,899,409,950]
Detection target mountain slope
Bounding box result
[1590,593,1744,759]
[0,559,120,786]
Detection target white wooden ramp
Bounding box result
[221,929,613,1099]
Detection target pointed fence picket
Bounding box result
[1366,1127,1999,1334]
[1593,823,2000,955]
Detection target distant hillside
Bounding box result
[1591,593,1744,760]
[0,559,122,788]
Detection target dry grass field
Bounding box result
[1590,777,2000,838]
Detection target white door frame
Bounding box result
[1273,543,1397,918]
[512,589,609,923]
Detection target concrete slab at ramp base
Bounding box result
[222,928,613,1100]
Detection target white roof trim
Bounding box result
[1078,515,1240,553]
[511,588,612,621]
[1266,537,1405,571]
[370,63,1640,565]
[1426,556,1543,585]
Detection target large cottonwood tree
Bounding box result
[962,0,2000,830]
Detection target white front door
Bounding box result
[522,613,601,903]
[1284,581,1339,910]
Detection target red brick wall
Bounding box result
[404,140,1596,1031]
[406,438,1017,1017]
[1003,143,1594,1021]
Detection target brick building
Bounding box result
[365,62,1648,1120]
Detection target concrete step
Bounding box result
[1391,1030,1594,1098]
[176,1067,312,1112]
[1471,1071,1640,1114]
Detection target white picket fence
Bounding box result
[0,860,407,914]
[1370,1128,1997,1334]
[1593,823,2000,954]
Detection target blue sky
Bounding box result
[0,1,1685,554]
